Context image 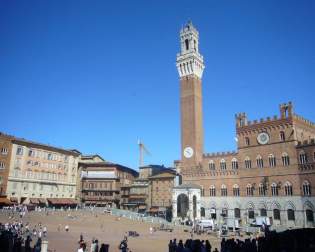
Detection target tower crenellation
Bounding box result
[279,101,293,118]
[236,102,298,129]
[235,112,248,127]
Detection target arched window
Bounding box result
[287,209,295,221]
[220,159,227,170]
[209,185,216,196]
[231,158,238,169]
[299,151,308,164]
[282,153,290,166]
[256,155,264,168]
[233,184,240,196]
[284,181,293,196]
[210,208,216,219]
[273,209,280,220]
[201,187,205,196]
[221,184,227,196]
[258,183,267,196]
[302,181,311,196]
[234,208,241,218]
[268,154,276,167]
[185,39,189,50]
[245,137,250,146]
[306,209,314,222]
[200,207,205,217]
[260,208,267,216]
[280,131,285,141]
[271,183,278,196]
[222,208,228,217]
[245,157,252,169]
[246,184,254,196]
[248,209,255,219]
[209,160,215,170]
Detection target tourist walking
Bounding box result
[119,237,128,252]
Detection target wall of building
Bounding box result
[150,176,174,207]
[6,143,79,202]
[0,134,13,196]
[179,104,315,227]
[79,164,138,207]
[201,195,315,228]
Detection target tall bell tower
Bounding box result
[176,21,205,170]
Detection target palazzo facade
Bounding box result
[173,22,315,228]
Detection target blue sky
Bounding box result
[1,1,314,170]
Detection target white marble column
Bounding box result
[172,199,177,219]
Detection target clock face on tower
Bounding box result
[257,132,270,145]
[183,146,194,159]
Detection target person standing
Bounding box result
[149,226,153,235]
[205,240,212,252]
[43,226,47,237]
[25,235,32,252]
[90,239,98,252]
[119,238,128,252]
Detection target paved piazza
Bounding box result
[0,210,221,252]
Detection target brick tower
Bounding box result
[176,21,205,170]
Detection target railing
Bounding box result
[83,196,119,201]
[110,208,170,225]
[82,188,119,192]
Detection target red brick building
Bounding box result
[79,162,138,207]
[173,21,315,228]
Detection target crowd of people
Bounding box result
[167,228,315,252]
[2,205,315,252]
[77,234,111,252]
[0,221,45,252]
[168,238,216,252]
[0,205,51,252]
[220,228,315,252]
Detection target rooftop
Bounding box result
[79,161,138,177]
[1,132,81,156]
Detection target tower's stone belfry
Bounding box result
[176,21,205,171]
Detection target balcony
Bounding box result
[83,195,119,201]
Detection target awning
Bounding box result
[47,198,78,205]
[29,198,40,204]
[38,198,47,204]
[149,208,158,213]
[0,197,13,205]
[10,197,18,203]
[148,206,167,213]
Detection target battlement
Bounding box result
[243,115,281,126]
[293,114,315,127]
[236,102,294,128]
[203,150,237,158]
[297,138,315,147]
